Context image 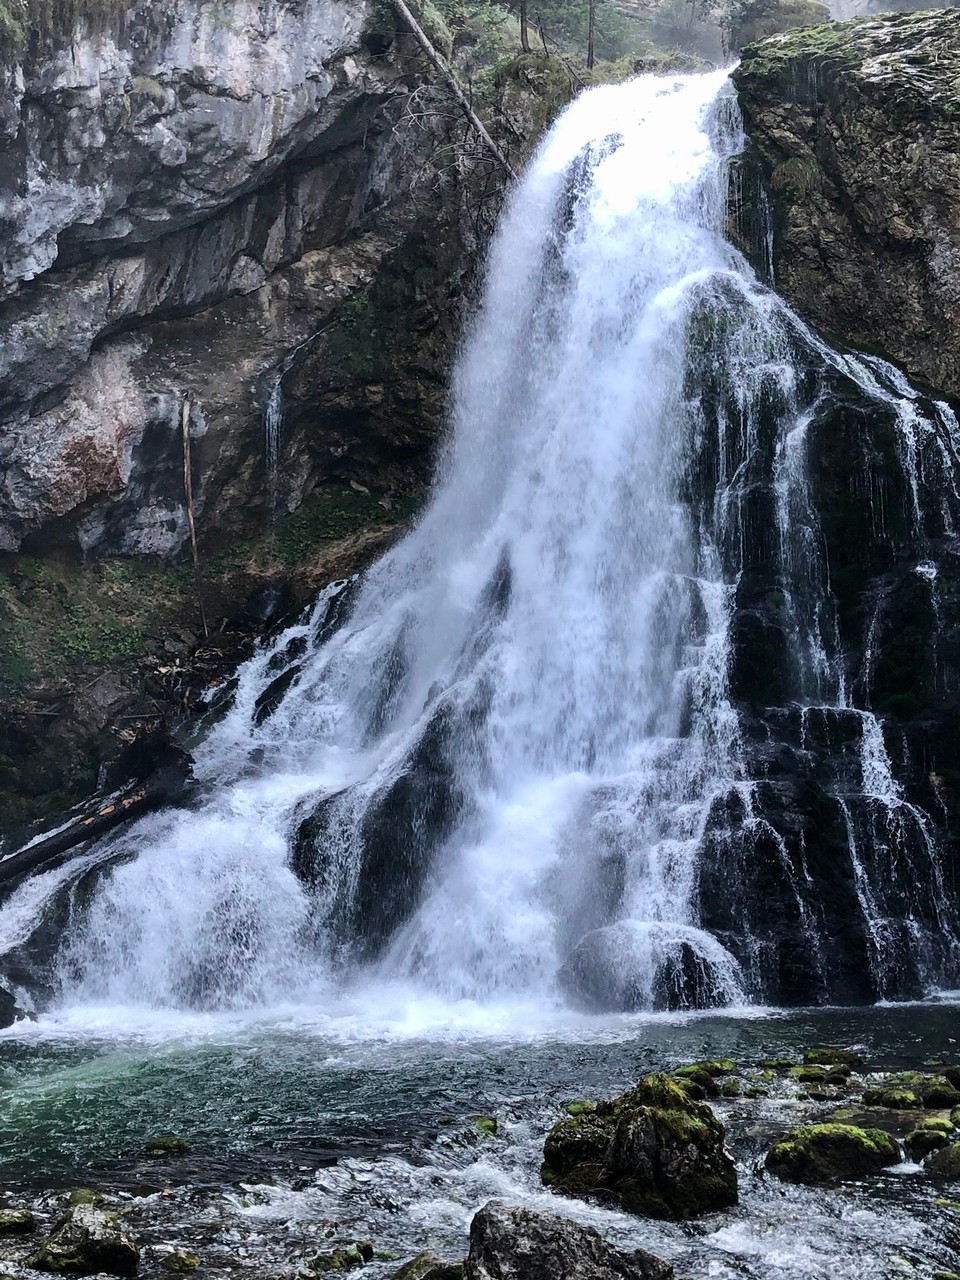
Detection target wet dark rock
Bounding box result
[0,984,29,1029]
[29,1204,140,1276]
[928,1144,960,1181]
[766,1123,899,1184]
[466,1201,673,1280]
[558,922,737,1013]
[541,1072,737,1220]
[239,583,296,628]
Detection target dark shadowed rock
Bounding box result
[466,1202,672,1280]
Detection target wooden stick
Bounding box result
[390,0,517,180]
[181,397,209,640]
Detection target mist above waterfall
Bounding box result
[4,69,958,1022]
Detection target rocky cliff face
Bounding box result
[733,8,960,398]
[0,0,570,835]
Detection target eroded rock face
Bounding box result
[0,1,538,560]
[466,1202,672,1280]
[733,9,960,398]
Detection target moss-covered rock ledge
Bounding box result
[733,9,960,398]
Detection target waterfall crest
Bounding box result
[6,70,960,1018]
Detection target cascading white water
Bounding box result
[47,71,748,1013]
[7,68,955,1018]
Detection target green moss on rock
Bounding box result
[766,1123,899,1184]
[803,1047,863,1068]
[541,1071,737,1220]
[309,1242,375,1273]
[0,1209,35,1234]
[144,1135,191,1158]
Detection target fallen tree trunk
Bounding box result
[390,0,517,180]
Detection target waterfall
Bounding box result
[6,71,960,1018]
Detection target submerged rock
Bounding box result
[467,1201,672,1280]
[29,1205,139,1276]
[766,1123,899,1184]
[541,1072,737,1220]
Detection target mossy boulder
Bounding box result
[309,1242,375,1273]
[66,1191,103,1208]
[766,1123,899,1185]
[29,1205,139,1276]
[389,1254,463,1280]
[470,1115,498,1139]
[929,1144,960,1182]
[757,1058,796,1070]
[906,1123,953,1161]
[159,1253,200,1273]
[802,1047,863,1068]
[790,1065,827,1084]
[0,1208,35,1234]
[922,1077,960,1108]
[541,1072,737,1220]
[674,1059,735,1077]
[862,1086,922,1110]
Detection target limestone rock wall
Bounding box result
[733,8,960,399]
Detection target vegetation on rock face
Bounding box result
[766,1123,899,1184]
[541,1071,738,1219]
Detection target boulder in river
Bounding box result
[541,1072,737,1219]
[766,1123,899,1184]
[928,1144,960,1181]
[0,1209,35,1234]
[466,1201,672,1280]
[905,1120,954,1162]
[29,1204,139,1276]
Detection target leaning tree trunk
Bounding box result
[587,0,597,68]
[390,0,517,179]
